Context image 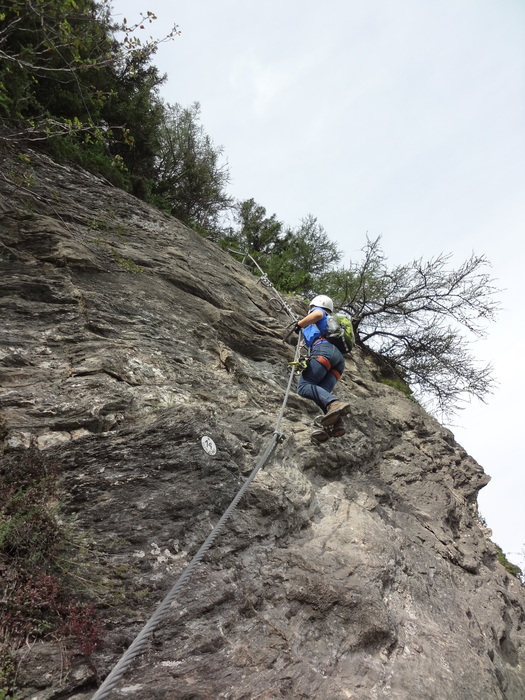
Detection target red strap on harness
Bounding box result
[314,354,341,381]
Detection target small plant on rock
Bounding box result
[0,449,102,696]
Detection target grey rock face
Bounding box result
[1,149,524,700]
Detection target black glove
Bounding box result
[293,324,302,334]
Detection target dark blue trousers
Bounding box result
[297,341,345,412]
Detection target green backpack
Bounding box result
[325,315,355,355]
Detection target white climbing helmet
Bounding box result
[309,295,334,312]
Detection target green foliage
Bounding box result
[495,544,523,579]
[378,377,414,399]
[268,215,341,294]
[0,645,16,700]
[221,200,341,295]
[0,449,63,564]
[1,0,112,127]
[97,45,168,189]
[228,198,283,254]
[152,102,233,232]
[0,0,175,195]
[111,249,143,273]
[0,450,101,696]
[45,135,132,188]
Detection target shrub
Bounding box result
[495,544,523,580]
[378,376,414,399]
[0,449,102,696]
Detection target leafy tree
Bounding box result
[318,236,500,418]
[96,45,167,191]
[221,202,341,295]
[152,102,233,232]
[262,215,340,294]
[495,544,523,580]
[230,198,284,254]
[0,0,176,188]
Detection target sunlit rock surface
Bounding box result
[1,148,524,699]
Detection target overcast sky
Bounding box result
[112,0,525,567]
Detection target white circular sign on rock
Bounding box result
[201,436,217,455]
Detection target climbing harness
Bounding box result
[91,331,303,700]
[313,354,342,381]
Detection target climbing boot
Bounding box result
[311,427,330,444]
[320,400,351,427]
[327,417,346,438]
[314,414,346,439]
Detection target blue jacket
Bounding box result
[302,306,329,348]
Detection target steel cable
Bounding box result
[227,249,299,322]
[91,334,302,699]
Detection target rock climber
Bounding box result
[293,295,350,444]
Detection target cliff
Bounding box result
[1,147,524,700]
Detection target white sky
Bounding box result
[112,0,525,567]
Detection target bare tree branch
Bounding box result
[318,236,501,420]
